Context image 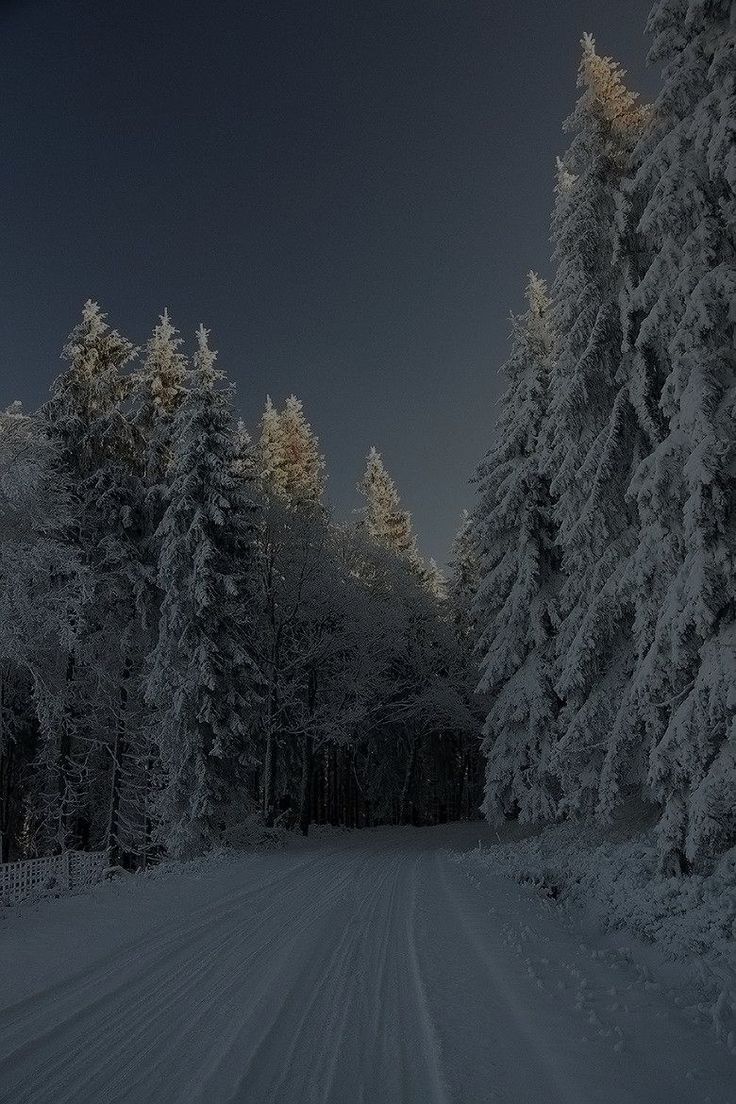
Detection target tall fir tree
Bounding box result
[127,311,190,861]
[542,36,649,815]
[257,396,283,492]
[146,326,261,858]
[473,274,559,823]
[253,393,326,824]
[137,309,187,485]
[38,301,143,856]
[621,0,736,871]
[0,403,85,860]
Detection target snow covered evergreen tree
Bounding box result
[258,396,284,492]
[257,394,325,506]
[37,301,143,856]
[147,326,261,858]
[233,418,256,482]
[357,446,452,604]
[620,0,736,871]
[0,403,85,859]
[542,36,648,815]
[448,510,480,645]
[358,447,425,572]
[473,273,559,823]
[121,311,191,862]
[279,394,326,505]
[423,558,448,602]
[137,310,187,485]
[252,395,326,824]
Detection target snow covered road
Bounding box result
[1,825,734,1103]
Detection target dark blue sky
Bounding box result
[2,0,657,563]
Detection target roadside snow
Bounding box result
[456,802,736,1053]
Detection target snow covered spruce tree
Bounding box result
[136,309,187,488]
[473,273,559,823]
[358,446,450,598]
[147,326,261,858]
[135,311,189,653]
[448,509,480,646]
[36,302,145,857]
[120,310,190,862]
[258,393,325,507]
[359,447,419,561]
[0,403,85,860]
[620,0,736,872]
[542,36,648,816]
[253,393,329,826]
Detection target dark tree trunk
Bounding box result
[57,651,76,852]
[0,667,14,863]
[142,750,155,869]
[263,734,279,828]
[399,735,418,825]
[298,735,313,836]
[319,748,327,824]
[262,610,281,829]
[106,739,122,866]
[328,746,338,826]
[105,657,131,866]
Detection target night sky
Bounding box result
[2,0,658,564]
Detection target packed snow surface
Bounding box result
[1,824,734,1103]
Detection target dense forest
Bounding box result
[471,5,736,876]
[0,311,482,864]
[1,0,734,881]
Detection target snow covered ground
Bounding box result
[460,802,736,995]
[1,823,735,1103]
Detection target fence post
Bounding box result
[62,851,72,891]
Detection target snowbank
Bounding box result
[459,803,736,1045]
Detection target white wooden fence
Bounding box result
[0,850,108,907]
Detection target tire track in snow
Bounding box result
[178,850,382,1103]
[402,856,450,1104]
[0,849,328,1034]
[0,852,346,1104]
[263,853,403,1103]
[131,853,361,1104]
[430,851,592,1104]
[219,852,402,1103]
[360,850,406,1099]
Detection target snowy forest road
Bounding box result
[1,825,734,1104]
